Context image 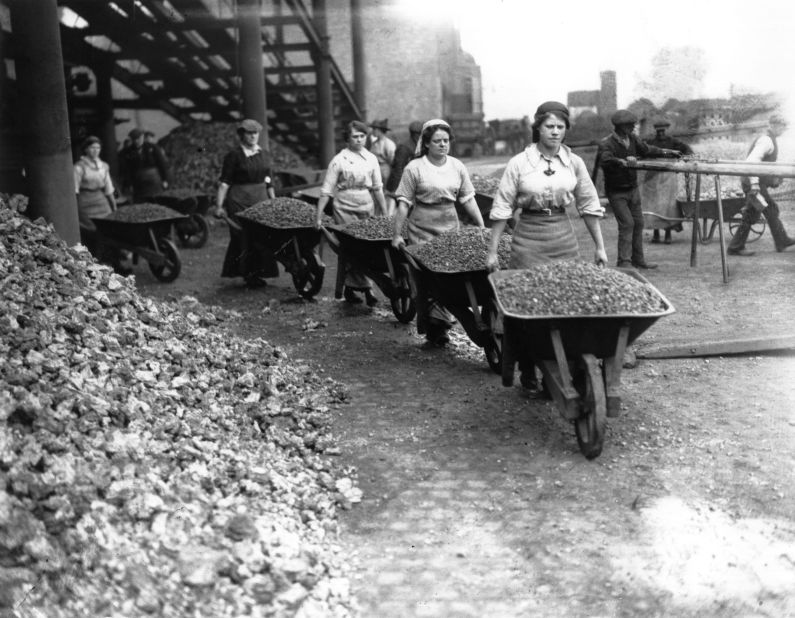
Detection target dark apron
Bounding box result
[221,183,279,279]
[509,211,579,269]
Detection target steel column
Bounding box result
[350,0,367,120]
[313,0,335,167]
[237,0,270,150]
[9,0,79,244]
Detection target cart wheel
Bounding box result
[148,238,181,282]
[482,300,502,374]
[292,257,325,299]
[390,264,417,324]
[573,356,607,460]
[177,214,209,249]
[728,215,765,243]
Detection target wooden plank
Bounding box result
[636,335,795,359]
[626,159,795,178]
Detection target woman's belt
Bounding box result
[79,188,104,193]
[521,205,567,216]
[415,199,455,207]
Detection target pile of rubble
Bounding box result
[0,196,359,617]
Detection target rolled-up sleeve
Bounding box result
[320,157,340,196]
[490,160,519,220]
[572,156,604,217]
[395,163,418,206]
[458,162,476,203]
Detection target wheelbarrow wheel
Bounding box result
[291,256,325,299]
[728,215,765,243]
[390,264,416,323]
[148,238,181,282]
[176,214,209,249]
[573,355,606,460]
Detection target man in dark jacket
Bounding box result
[598,110,680,268]
[119,128,171,202]
[728,113,794,256]
[384,120,422,216]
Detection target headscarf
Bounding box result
[415,118,451,156]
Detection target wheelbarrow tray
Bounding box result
[324,224,402,274]
[92,214,186,247]
[236,215,322,248]
[403,246,493,308]
[677,196,745,221]
[488,268,674,360]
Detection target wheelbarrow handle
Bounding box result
[320,225,341,251]
[215,211,242,232]
[399,245,419,269]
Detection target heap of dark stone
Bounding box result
[494,260,667,316]
[408,227,512,273]
[104,203,184,223]
[342,216,407,241]
[238,198,331,229]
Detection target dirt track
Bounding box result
[134,180,795,617]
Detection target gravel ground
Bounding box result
[131,175,795,617]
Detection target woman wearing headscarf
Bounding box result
[315,120,385,306]
[485,101,608,389]
[214,119,279,288]
[391,119,486,345]
[74,135,129,274]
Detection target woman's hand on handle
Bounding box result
[594,248,608,267]
[485,251,499,273]
[391,235,406,250]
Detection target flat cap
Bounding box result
[237,118,263,133]
[653,119,671,129]
[611,109,638,126]
[128,128,143,139]
[770,113,789,126]
[370,118,390,131]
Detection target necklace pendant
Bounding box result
[543,168,555,176]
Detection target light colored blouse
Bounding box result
[74,156,114,195]
[490,144,603,220]
[395,155,476,206]
[320,148,383,196]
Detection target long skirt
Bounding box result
[221,183,279,280]
[641,171,680,230]
[333,189,374,290]
[407,201,460,326]
[509,211,580,384]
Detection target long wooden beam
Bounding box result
[626,159,795,178]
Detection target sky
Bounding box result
[396,0,795,120]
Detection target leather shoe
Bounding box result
[343,288,363,304]
[364,290,379,307]
[775,237,795,252]
[728,248,755,257]
[616,260,634,269]
[632,261,658,269]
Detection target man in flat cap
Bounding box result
[728,113,795,256]
[643,119,693,244]
[368,119,396,212]
[118,127,171,202]
[384,120,423,216]
[598,109,681,269]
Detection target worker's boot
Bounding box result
[768,217,795,252]
[728,215,754,256]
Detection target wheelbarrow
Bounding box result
[402,246,503,373]
[321,225,416,323]
[488,268,674,459]
[150,189,211,249]
[91,205,186,282]
[675,196,763,244]
[235,213,325,299]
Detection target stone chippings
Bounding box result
[0,196,358,617]
[409,227,512,273]
[342,216,407,241]
[103,203,184,223]
[494,260,667,316]
[239,198,331,229]
[470,173,502,197]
